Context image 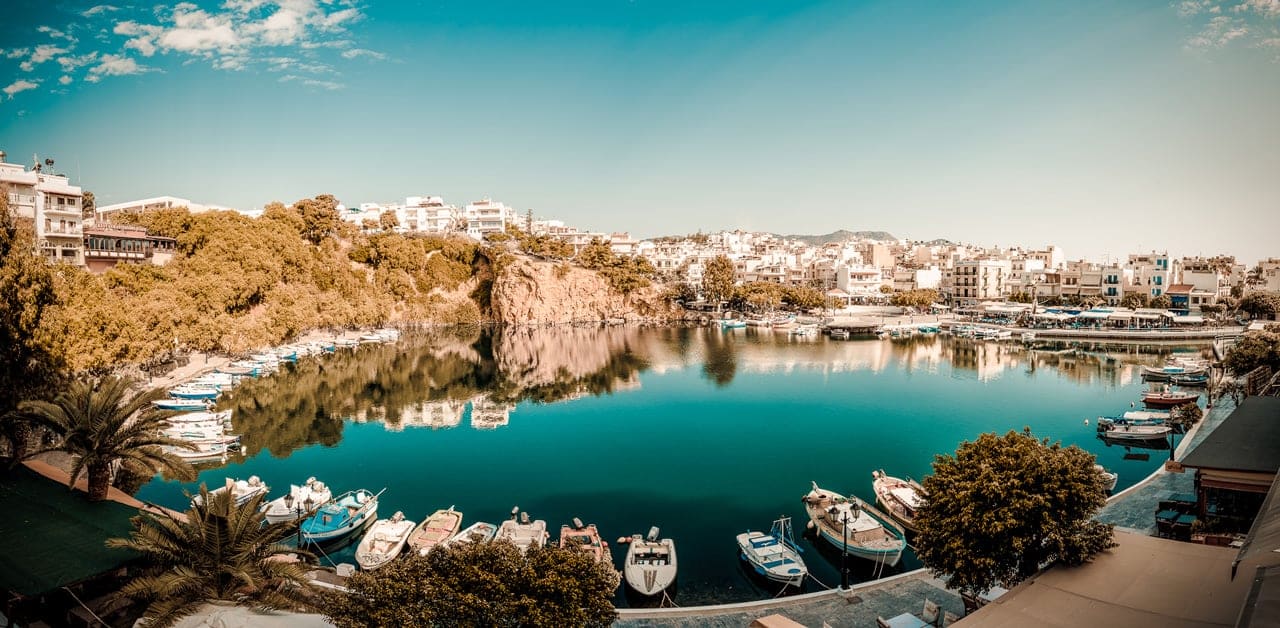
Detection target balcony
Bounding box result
[7,193,36,206]
[43,227,83,238]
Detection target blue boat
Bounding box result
[152,398,211,411]
[301,488,383,543]
[168,385,220,401]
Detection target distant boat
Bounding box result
[1170,373,1209,386]
[494,507,548,554]
[1095,465,1118,492]
[444,521,498,548]
[871,470,927,533]
[217,364,258,377]
[152,398,212,411]
[719,319,746,329]
[802,482,906,566]
[195,476,268,508]
[623,526,677,597]
[1021,331,1036,342]
[261,478,332,524]
[1142,391,1199,408]
[737,516,806,587]
[164,439,237,461]
[166,409,232,425]
[1100,423,1173,442]
[167,385,220,401]
[791,325,818,336]
[829,328,851,340]
[356,511,417,570]
[407,506,464,556]
[1142,365,1205,381]
[559,517,611,567]
[301,488,382,544]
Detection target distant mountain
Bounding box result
[775,229,897,245]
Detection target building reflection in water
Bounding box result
[217,325,1208,459]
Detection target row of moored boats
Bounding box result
[1095,356,1207,444]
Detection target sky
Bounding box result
[1,0,1278,264]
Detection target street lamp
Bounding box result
[840,509,850,590]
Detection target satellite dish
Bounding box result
[44,158,54,167]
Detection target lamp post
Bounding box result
[840,510,850,590]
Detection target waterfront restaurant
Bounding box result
[83,224,176,273]
[1178,396,1280,527]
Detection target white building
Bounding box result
[403,196,460,233]
[836,264,886,300]
[0,152,84,265]
[953,259,1011,307]
[464,199,515,239]
[96,195,238,221]
[1125,252,1173,300]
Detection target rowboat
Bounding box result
[195,476,268,508]
[802,482,906,566]
[1142,391,1199,408]
[356,511,416,570]
[444,521,498,547]
[737,516,806,587]
[623,526,677,596]
[407,506,464,556]
[261,478,332,524]
[494,507,548,554]
[559,517,611,567]
[1100,423,1173,441]
[301,488,382,543]
[1095,465,1118,492]
[871,470,926,533]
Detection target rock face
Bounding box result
[489,257,681,325]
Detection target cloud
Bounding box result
[1178,0,1220,17]
[59,75,72,85]
[341,47,384,60]
[158,4,242,55]
[4,48,30,59]
[278,74,343,90]
[82,5,121,18]
[57,52,99,72]
[1187,15,1250,48]
[88,54,149,80]
[1233,0,1280,17]
[19,44,69,72]
[37,26,77,42]
[3,79,40,98]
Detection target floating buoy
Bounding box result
[616,537,631,544]
[1084,418,1089,425]
[806,521,816,531]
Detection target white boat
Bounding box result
[802,482,906,566]
[407,506,464,556]
[167,385,221,401]
[196,476,268,507]
[737,517,806,587]
[1021,332,1036,342]
[559,517,611,567]
[829,328,851,340]
[623,526,677,597]
[871,470,927,533]
[494,508,548,554]
[261,478,333,524]
[444,521,498,548]
[356,511,417,570]
[1095,465,1119,492]
[1100,423,1172,441]
[153,398,213,411]
[164,440,237,461]
[790,325,819,336]
[166,409,232,426]
[162,423,237,443]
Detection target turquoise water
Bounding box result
[137,326,1203,605]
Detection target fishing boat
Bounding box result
[559,517,611,566]
[195,476,268,507]
[1099,423,1173,442]
[736,516,806,587]
[791,325,818,336]
[1141,364,1206,381]
[1142,391,1200,408]
[1095,465,1119,492]
[167,385,220,401]
[829,328,851,340]
[623,526,677,597]
[217,364,258,377]
[445,521,498,547]
[1170,373,1209,386]
[494,507,548,554]
[407,506,464,556]
[718,319,747,329]
[802,482,906,566]
[356,511,417,570]
[261,478,332,524]
[871,470,927,533]
[152,398,212,411]
[164,439,237,461]
[301,488,382,544]
[167,409,233,425]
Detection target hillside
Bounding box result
[774,229,897,245]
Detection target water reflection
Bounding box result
[218,326,1208,460]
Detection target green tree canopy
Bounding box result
[378,211,399,232]
[1121,293,1149,309]
[914,429,1116,596]
[326,541,619,628]
[1239,292,1280,319]
[1149,294,1172,309]
[294,194,343,245]
[891,289,940,309]
[108,486,318,627]
[702,255,735,306]
[1224,330,1280,375]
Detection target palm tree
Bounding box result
[17,376,195,500]
[108,487,318,627]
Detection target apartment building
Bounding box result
[953,259,1011,307]
[403,196,459,233]
[464,198,515,239]
[0,152,85,265]
[1125,252,1174,300]
[1257,258,1280,293]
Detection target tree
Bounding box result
[1239,292,1280,320]
[81,190,96,221]
[702,255,735,307]
[326,541,619,628]
[1120,293,1149,309]
[378,211,399,232]
[914,429,1116,596]
[1149,294,1172,309]
[1008,291,1033,304]
[0,193,64,463]
[1223,330,1280,375]
[17,376,195,499]
[879,284,894,294]
[294,194,342,245]
[1169,402,1203,432]
[107,486,317,627]
[891,289,940,310]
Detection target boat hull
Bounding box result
[624,538,678,596]
[813,525,904,566]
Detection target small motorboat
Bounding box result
[152,398,212,411]
[623,526,677,597]
[737,516,806,587]
[1100,423,1173,441]
[802,482,906,566]
[829,328,851,340]
[1142,391,1200,408]
[261,478,333,524]
[444,521,498,548]
[301,488,382,543]
[356,511,417,570]
[195,476,268,508]
[559,517,611,567]
[407,506,464,556]
[168,385,221,401]
[1095,465,1119,492]
[494,507,548,554]
[871,470,927,533]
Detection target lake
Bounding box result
[137,325,1207,605]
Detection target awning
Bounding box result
[1173,316,1205,324]
[1079,311,1111,320]
[1132,313,1162,321]
[1109,312,1134,320]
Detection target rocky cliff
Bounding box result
[489,257,682,325]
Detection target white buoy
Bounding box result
[1084,418,1089,425]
